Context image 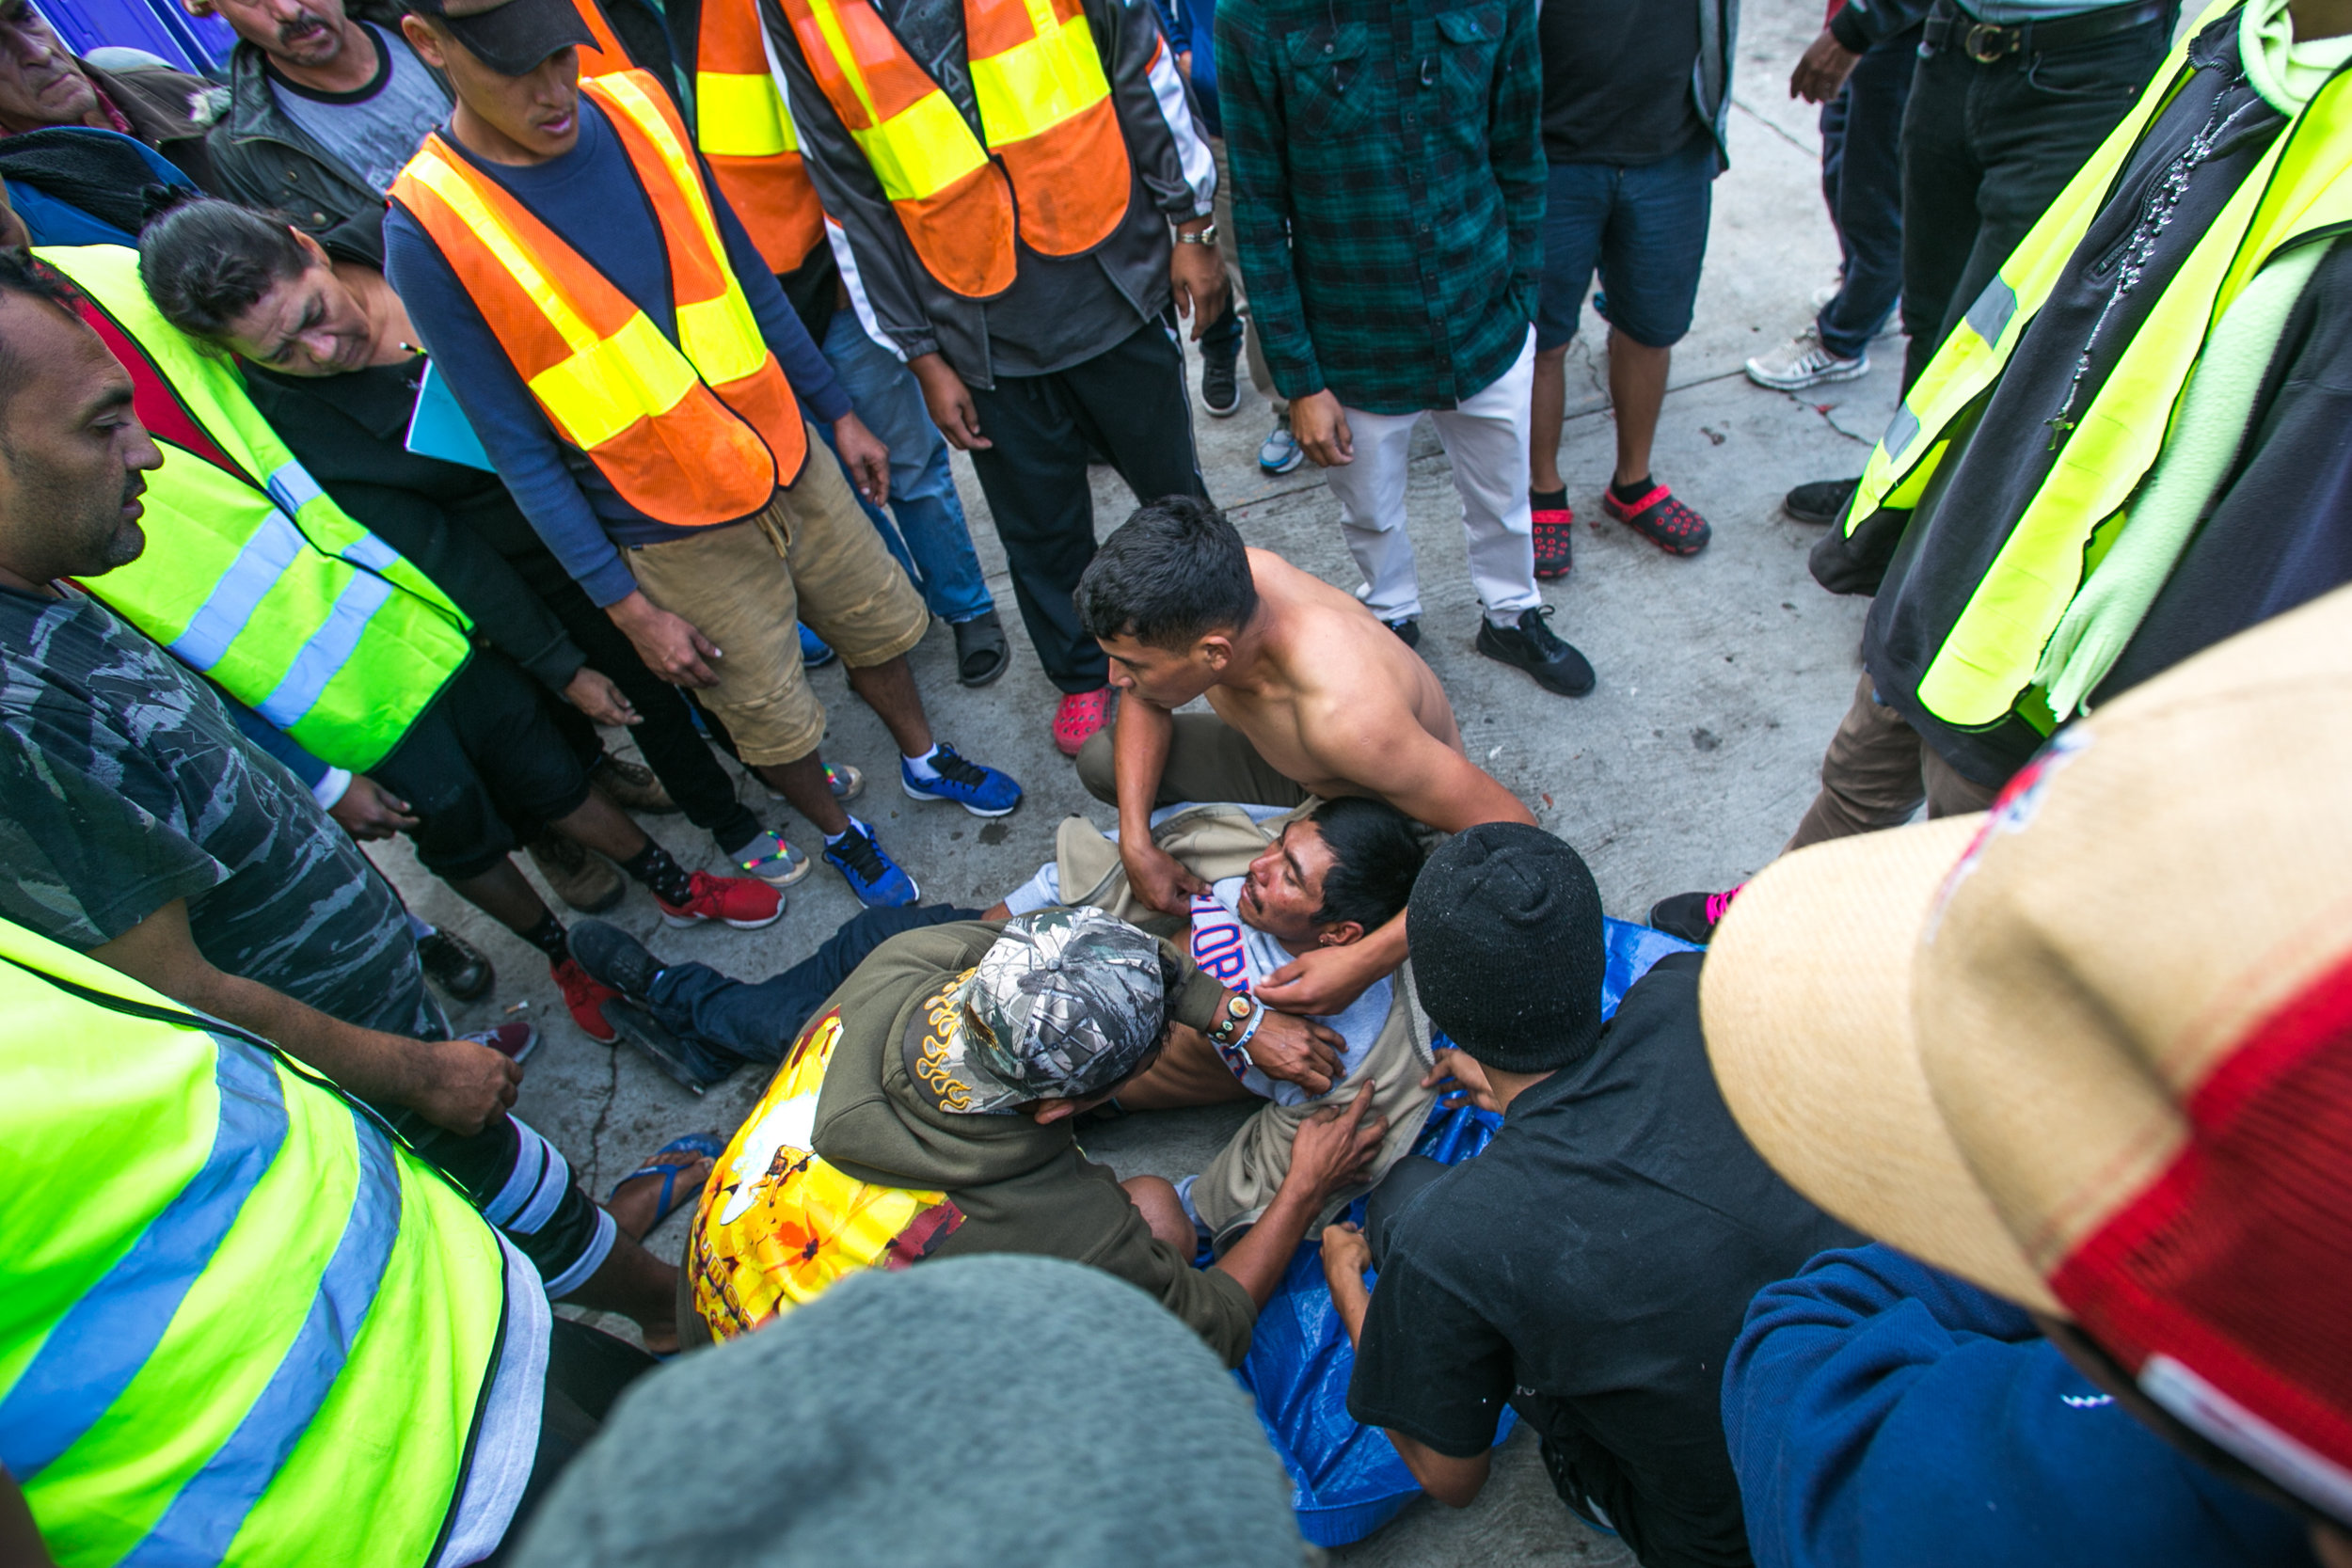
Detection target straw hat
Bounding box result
[1701,584,2352,1526]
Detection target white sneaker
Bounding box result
[1745,326,1869,391]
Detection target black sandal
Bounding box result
[953,610,1009,687]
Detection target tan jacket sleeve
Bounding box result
[1188,968,1438,1247]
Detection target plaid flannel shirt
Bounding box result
[1215,0,1543,415]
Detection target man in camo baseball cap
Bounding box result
[933,907,1175,1115]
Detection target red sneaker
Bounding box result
[460,1020,539,1066]
[1603,482,1711,556]
[1533,506,1574,579]
[551,958,620,1042]
[1054,688,1115,757]
[657,870,784,930]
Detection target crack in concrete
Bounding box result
[1782,388,1881,445]
[584,1037,621,1192]
[1729,94,1822,161]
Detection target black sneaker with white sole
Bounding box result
[1200,341,1240,417]
[1475,606,1596,697]
[1387,616,1422,649]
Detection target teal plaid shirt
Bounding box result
[1215,0,1544,416]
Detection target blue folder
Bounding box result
[403,359,496,473]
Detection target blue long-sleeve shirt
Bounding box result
[1722,1244,2318,1568]
[385,97,851,608]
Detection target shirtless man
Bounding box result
[1074,497,1534,1014]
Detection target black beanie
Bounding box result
[1408,822,1605,1073]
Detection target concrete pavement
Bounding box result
[381,0,1899,1556]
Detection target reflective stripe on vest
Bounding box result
[39,245,470,773]
[389,71,809,524]
[964,0,1129,251]
[777,0,1130,297]
[697,0,829,271]
[1841,5,2352,727]
[0,919,509,1568]
[570,0,633,76]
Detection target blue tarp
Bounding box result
[1232,917,1698,1547]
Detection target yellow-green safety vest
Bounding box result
[0,917,518,1568]
[1842,1,2352,728]
[40,245,473,772]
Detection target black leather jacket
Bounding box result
[202,0,681,250]
[200,3,421,250]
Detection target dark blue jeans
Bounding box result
[1816,28,1921,360]
[642,904,977,1063]
[1535,134,1718,353]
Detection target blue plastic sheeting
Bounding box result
[1232,916,1699,1548]
[35,0,233,72]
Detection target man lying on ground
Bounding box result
[683,907,1387,1365]
[1074,496,1534,1014]
[982,795,1436,1247]
[1321,824,1856,1567]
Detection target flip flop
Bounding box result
[607,1133,725,1230]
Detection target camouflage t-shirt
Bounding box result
[0,585,440,1039]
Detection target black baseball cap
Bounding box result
[406,0,594,75]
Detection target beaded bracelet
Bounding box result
[1207,992,1260,1080]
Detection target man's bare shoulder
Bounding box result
[1246,551,1462,756]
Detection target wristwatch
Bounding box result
[1175,223,1218,246]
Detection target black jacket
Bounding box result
[1827,0,1934,53]
[82,60,223,191]
[201,2,422,249]
[203,0,681,250]
[1845,18,2352,786]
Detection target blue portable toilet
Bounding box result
[33,0,234,73]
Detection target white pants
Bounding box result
[1320,329,1539,625]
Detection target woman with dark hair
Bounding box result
[137,195,822,910]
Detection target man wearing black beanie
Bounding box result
[1320,823,1856,1567]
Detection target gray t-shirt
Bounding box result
[0,584,439,1039]
[269,23,451,197]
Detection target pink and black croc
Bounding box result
[1603,482,1711,556]
[1054,687,1115,757]
[1533,506,1574,579]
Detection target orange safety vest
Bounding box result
[695,0,829,273]
[778,0,1131,298]
[569,0,633,76]
[389,70,808,525]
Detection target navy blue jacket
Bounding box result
[1723,1244,2317,1568]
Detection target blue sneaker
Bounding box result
[800,625,837,669]
[823,817,919,907]
[900,743,1022,818]
[1259,420,1304,476]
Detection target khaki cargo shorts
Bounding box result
[626,425,930,767]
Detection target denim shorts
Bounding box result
[1535,133,1718,352]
